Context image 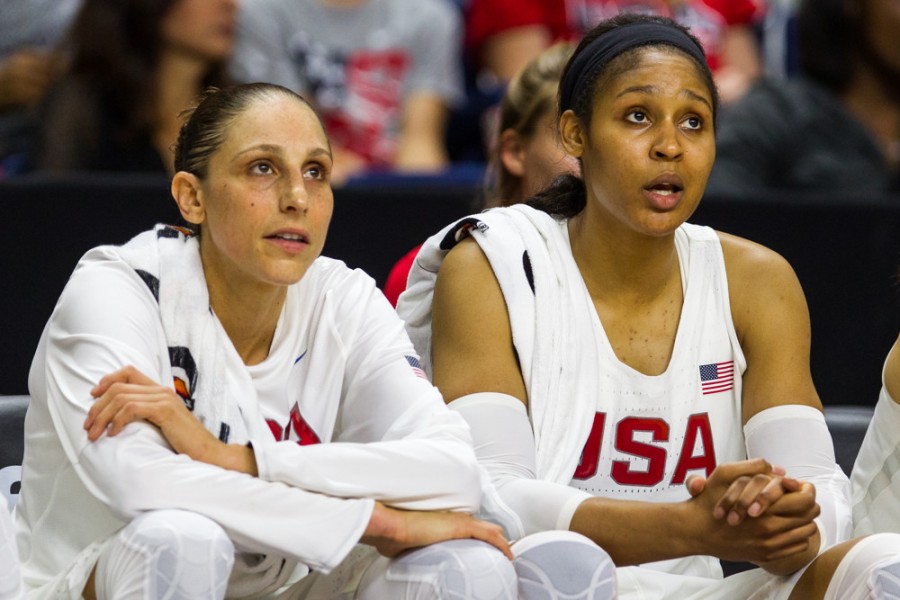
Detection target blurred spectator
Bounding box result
[707,0,900,195]
[484,42,578,208]
[761,0,801,80]
[383,43,577,306]
[232,0,464,186]
[34,0,236,175]
[465,0,765,104]
[0,0,81,176]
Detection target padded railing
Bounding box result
[825,405,877,476]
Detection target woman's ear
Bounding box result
[171,171,205,226]
[559,110,585,158]
[498,128,527,178]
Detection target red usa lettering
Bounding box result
[265,402,321,446]
[573,412,716,486]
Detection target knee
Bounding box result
[853,533,900,598]
[125,509,233,557]
[513,530,616,600]
[391,539,518,599]
[826,533,900,600]
[120,509,235,581]
[97,510,234,600]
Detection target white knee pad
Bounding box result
[824,533,900,600]
[95,509,234,600]
[513,531,616,600]
[358,539,518,600]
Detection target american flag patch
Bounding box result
[699,361,734,395]
[406,355,427,379]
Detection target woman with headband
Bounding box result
[398,13,900,599]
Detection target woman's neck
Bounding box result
[567,209,681,306]
[202,259,287,366]
[210,286,286,366]
[567,205,684,376]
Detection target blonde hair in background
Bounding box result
[483,42,575,208]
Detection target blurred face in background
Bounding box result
[161,0,237,62]
[499,108,580,204]
[519,110,580,199]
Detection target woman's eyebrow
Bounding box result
[615,85,712,111]
[234,143,282,158]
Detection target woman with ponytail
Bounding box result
[398,12,900,600]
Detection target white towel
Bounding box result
[98,225,293,594]
[105,224,268,446]
[399,204,601,484]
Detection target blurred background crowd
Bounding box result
[1,0,898,408]
[1,0,897,193]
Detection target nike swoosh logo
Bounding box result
[294,350,308,365]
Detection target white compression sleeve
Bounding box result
[449,393,592,538]
[744,404,853,551]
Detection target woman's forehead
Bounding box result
[220,96,327,151]
[600,47,713,97]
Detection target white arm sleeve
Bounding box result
[449,392,592,538]
[744,404,853,551]
[251,273,482,513]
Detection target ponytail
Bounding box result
[526,173,587,218]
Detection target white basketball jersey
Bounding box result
[568,224,747,576]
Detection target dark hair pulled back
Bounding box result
[174,83,322,179]
[528,13,717,218]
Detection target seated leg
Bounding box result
[93,509,234,600]
[791,533,900,600]
[358,539,518,599]
[824,533,900,600]
[512,530,616,600]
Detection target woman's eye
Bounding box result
[682,116,702,130]
[304,164,327,180]
[251,161,273,175]
[626,111,648,124]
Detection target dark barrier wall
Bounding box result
[0,173,477,395]
[1,173,898,410]
[694,194,900,408]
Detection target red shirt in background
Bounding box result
[383,244,422,307]
[466,0,766,72]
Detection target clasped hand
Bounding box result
[686,459,820,574]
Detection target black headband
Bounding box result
[559,21,708,113]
